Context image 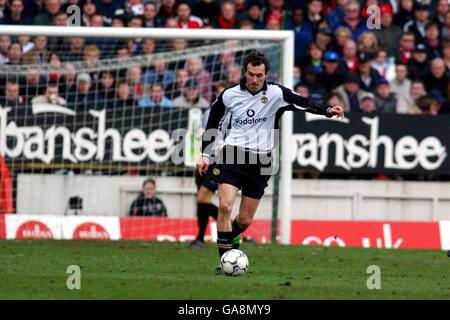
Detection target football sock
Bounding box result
[196,203,210,242]
[231,219,247,249]
[208,203,219,220]
[217,231,233,258]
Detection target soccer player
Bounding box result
[197,51,344,274]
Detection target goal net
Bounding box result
[0,26,293,244]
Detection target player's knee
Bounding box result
[219,201,233,215]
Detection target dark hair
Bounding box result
[143,178,156,188]
[243,50,270,73]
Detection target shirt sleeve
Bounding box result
[201,93,226,156]
[277,84,332,117]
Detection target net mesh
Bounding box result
[0,34,282,243]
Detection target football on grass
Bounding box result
[220,249,249,276]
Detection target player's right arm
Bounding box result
[198,93,226,175]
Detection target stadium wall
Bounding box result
[1,214,449,251]
[17,174,450,221]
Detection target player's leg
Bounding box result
[231,195,261,249]
[216,183,239,259]
[192,186,217,248]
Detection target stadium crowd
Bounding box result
[0,0,449,115]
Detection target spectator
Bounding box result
[433,0,449,29]
[124,0,144,16]
[442,40,450,71]
[326,0,349,31]
[394,31,415,64]
[234,0,247,23]
[300,67,327,103]
[143,57,175,88]
[245,0,264,29]
[293,65,301,86]
[33,0,61,25]
[214,1,239,29]
[67,72,96,109]
[157,0,178,25]
[374,3,402,57]
[303,43,323,74]
[423,21,441,60]
[94,0,126,23]
[193,0,220,26]
[82,0,98,26]
[62,37,85,62]
[371,48,396,82]
[31,82,67,107]
[339,39,358,73]
[390,64,411,112]
[326,92,345,109]
[225,63,241,87]
[95,70,115,108]
[306,0,323,30]
[143,0,162,27]
[266,12,281,30]
[167,68,189,100]
[317,51,342,93]
[18,35,33,54]
[185,56,212,101]
[442,11,450,39]
[175,2,203,29]
[396,79,427,114]
[19,67,42,97]
[359,91,377,114]
[59,63,77,99]
[262,0,289,30]
[394,0,414,29]
[22,36,49,64]
[0,80,25,107]
[0,35,11,64]
[332,72,365,112]
[340,0,368,40]
[294,82,310,98]
[173,79,209,109]
[403,2,430,42]
[331,26,352,54]
[423,57,450,94]
[287,8,314,66]
[415,95,441,115]
[357,52,381,92]
[115,79,137,107]
[129,178,168,217]
[374,78,397,114]
[316,28,334,52]
[126,65,143,100]
[441,81,450,114]
[357,31,379,58]
[6,42,22,65]
[407,43,431,80]
[1,0,31,25]
[139,82,173,108]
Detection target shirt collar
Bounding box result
[239,77,268,95]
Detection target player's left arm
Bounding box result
[277,84,344,119]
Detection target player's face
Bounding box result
[245,64,267,93]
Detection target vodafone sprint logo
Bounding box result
[234,109,267,125]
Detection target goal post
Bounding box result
[0,25,294,244]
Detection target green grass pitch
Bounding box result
[0,240,449,299]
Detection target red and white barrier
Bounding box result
[0,214,448,251]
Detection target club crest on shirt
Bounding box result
[261,96,268,104]
[212,168,221,176]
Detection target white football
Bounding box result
[220,249,249,276]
